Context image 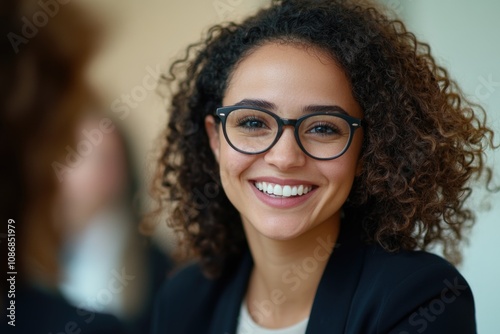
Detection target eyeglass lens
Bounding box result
[224,108,352,159]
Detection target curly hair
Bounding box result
[148,0,496,278]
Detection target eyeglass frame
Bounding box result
[214,105,364,160]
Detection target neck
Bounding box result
[242,217,340,329]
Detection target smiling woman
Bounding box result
[148,0,496,333]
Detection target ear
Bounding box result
[205,115,220,162]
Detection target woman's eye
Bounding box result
[238,118,266,129]
[308,124,338,134]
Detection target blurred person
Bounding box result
[57,113,134,318]
[148,0,497,333]
[0,0,127,333]
[56,113,172,334]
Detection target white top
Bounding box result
[236,300,309,334]
[59,209,130,317]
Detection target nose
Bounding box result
[264,126,306,170]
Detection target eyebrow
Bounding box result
[303,104,348,115]
[234,99,276,110]
[232,99,348,115]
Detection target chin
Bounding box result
[245,214,311,241]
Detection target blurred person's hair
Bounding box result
[1,0,100,286]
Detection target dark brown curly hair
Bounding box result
[147,0,496,278]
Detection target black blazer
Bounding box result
[151,226,476,334]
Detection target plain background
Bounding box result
[384,1,500,332]
[74,0,500,332]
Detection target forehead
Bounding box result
[223,42,362,118]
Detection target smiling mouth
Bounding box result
[253,181,315,198]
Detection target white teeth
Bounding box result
[283,185,292,197]
[254,182,313,197]
[273,184,283,196]
[298,185,304,195]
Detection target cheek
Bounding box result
[218,141,255,186]
[320,133,364,183]
[324,162,353,181]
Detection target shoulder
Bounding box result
[155,262,207,307]
[160,261,211,295]
[354,245,476,333]
[151,262,213,333]
[362,244,461,283]
[151,250,253,334]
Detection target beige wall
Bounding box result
[80,0,267,163]
[78,3,265,154]
[72,0,267,246]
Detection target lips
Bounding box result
[254,181,314,197]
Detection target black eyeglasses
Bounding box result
[214,105,363,160]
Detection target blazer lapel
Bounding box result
[210,251,253,334]
[305,224,366,334]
